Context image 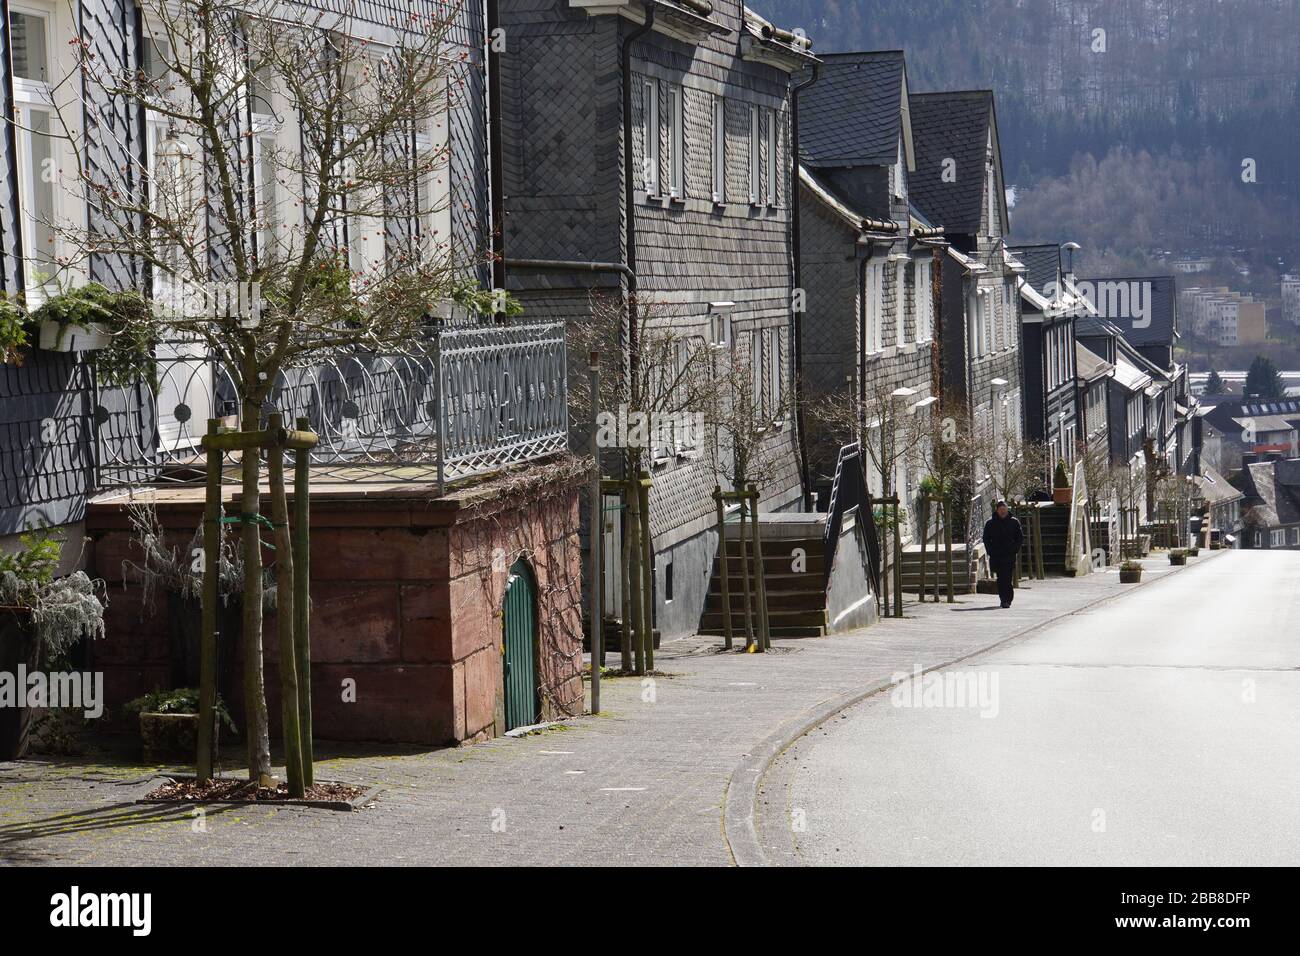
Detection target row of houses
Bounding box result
[0,0,1238,746]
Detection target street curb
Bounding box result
[721,549,1227,867]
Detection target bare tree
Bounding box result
[43,0,487,784]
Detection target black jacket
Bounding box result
[983,513,1024,562]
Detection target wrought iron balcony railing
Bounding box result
[92,321,568,493]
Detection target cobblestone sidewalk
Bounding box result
[0,555,1197,866]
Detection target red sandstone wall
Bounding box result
[87,465,585,747]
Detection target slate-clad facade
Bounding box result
[908,90,1025,462]
[797,51,940,525]
[0,0,491,545]
[1012,243,1081,470]
[499,0,811,639]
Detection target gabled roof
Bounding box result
[1009,244,1061,299]
[907,90,1005,237]
[1075,342,1113,383]
[1241,460,1300,527]
[1079,275,1179,348]
[1113,354,1153,394]
[1195,466,1244,506]
[799,165,897,235]
[799,51,910,169]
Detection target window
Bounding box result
[977,291,987,356]
[748,104,760,204]
[750,328,765,420]
[865,263,884,353]
[667,83,683,198]
[892,139,905,201]
[664,561,674,603]
[915,259,932,343]
[768,326,783,421]
[642,78,659,194]
[1271,529,1285,548]
[766,108,778,204]
[11,8,56,301]
[249,60,280,266]
[711,95,726,202]
[895,259,907,347]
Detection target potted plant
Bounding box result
[0,294,29,366]
[0,531,107,759]
[1052,460,1073,506]
[1187,544,1200,557]
[124,687,237,763]
[30,284,153,378]
[1168,549,1188,566]
[1119,560,1143,583]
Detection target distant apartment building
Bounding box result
[1282,274,1300,325]
[1220,299,1267,346]
[1178,287,1266,345]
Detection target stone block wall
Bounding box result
[86,460,586,747]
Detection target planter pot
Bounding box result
[1119,568,1143,583]
[1052,487,1073,505]
[0,608,40,760]
[37,319,113,353]
[166,592,241,698]
[139,711,219,764]
[1187,547,1200,557]
[1169,553,1187,566]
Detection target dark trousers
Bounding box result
[991,557,1015,606]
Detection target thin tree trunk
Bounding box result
[196,419,221,783]
[292,418,314,787]
[714,487,733,650]
[737,496,755,650]
[267,417,304,797]
[240,399,273,786]
[619,489,633,672]
[637,474,654,672]
[748,487,770,651]
[626,479,645,675]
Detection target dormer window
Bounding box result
[892,138,905,201]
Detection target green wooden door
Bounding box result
[502,559,538,731]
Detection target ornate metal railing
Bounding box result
[93,321,568,492]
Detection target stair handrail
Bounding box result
[824,442,879,595]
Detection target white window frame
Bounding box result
[10,5,59,304]
[914,259,932,343]
[711,94,726,203]
[865,262,884,354]
[766,107,778,205]
[893,259,906,348]
[667,83,683,199]
[768,326,783,423]
[748,104,760,204]
[642,78,660,194]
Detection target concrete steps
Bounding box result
[700,534,828,638]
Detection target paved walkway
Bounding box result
[0,553,1204,866]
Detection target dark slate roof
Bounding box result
[1196,398,1300,439]
[1075,342,1112,382]
[1009,244,1061,298]
[799,52,906,169]
[908,90,996,236]
[1195,466,1244,506]
[1078,275,1178,347]
[1242,461,1300,527]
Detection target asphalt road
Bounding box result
[764,550,1300,865]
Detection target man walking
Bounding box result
[983,500,1024,608]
